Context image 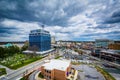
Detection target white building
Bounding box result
[51,36,56,44]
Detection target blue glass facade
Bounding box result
[95,39,110,48]
[29,29,51,51]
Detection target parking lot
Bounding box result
[103,66,120,80]
[72,65,105,80]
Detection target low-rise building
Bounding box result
[100,49,120,63]
[108,43,120,50]
[40,59,71,80]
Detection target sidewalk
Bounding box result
[67,70,78,80]
[0,64,14,74]
[74,70,78,80]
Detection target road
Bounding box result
[7,59,45,80]
[28,70,39,80]
[0,49,56,80]
[0,56,50,80]
[0,64,14,75]
[28,49,63,80]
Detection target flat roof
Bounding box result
[23,49,54,54]
[42,59,71,71]
[101,50,120,54]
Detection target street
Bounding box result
[28,70,39,80]
[0,56,50,80]
[1,48,120,80]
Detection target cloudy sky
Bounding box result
[0,0,120,41]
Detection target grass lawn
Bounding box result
[95,66,116,80]
[0,68,6,76]
[0,54,43,69]
[55,56,61,59]
[71,62,81,65]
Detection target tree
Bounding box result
[0,47,5,59]
[28,45,39,58]
[21,42,29,51]
[78,50,83,55]
[4,45,20,56]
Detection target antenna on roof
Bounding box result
[41,24,44,30]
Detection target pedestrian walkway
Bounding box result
[74,70,78,80]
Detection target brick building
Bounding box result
[40,59,71,80]
[108,43,120,50]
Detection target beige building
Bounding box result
[41,59,71,80]
[51,36,56,44]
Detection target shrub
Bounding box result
[95,66,116,80]
[0,68,6,76]
[38,72,44,78]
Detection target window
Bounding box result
[45,70,51,74]
[49,70,51,73]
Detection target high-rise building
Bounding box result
[29,29,51,51]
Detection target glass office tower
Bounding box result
[29,29,51,51]
[95,39,113,48]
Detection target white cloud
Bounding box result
[1,19,41,32]
[0,0,120,41]
[0,19,41,41]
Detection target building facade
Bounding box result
[95,39,114,48]
[29,29,51,51]
[41,60,71,80]
[51,36,56,44]
[108,43,120,50]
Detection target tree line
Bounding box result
[0,43,28,59]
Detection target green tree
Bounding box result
[0,47,5,59]
[21,42,29,51]
[4,45,20,56]
[78,50,83,55]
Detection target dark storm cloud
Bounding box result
[104,17,120,24]
[83,31,120,37]
[0,0,120,41]
[0,26,16,37]
[112,10,120,17]
[88,24,112,29]
[0,0,86,26]
[80,31,120,40]
[0,22,17,33]
[0,0,39,22]
[104,10,120,24]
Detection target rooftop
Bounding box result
[30,29,49,34]
[23,49,54,54]
[42,59,71,71]
[4,43,13,47]
[101,49,120,54]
